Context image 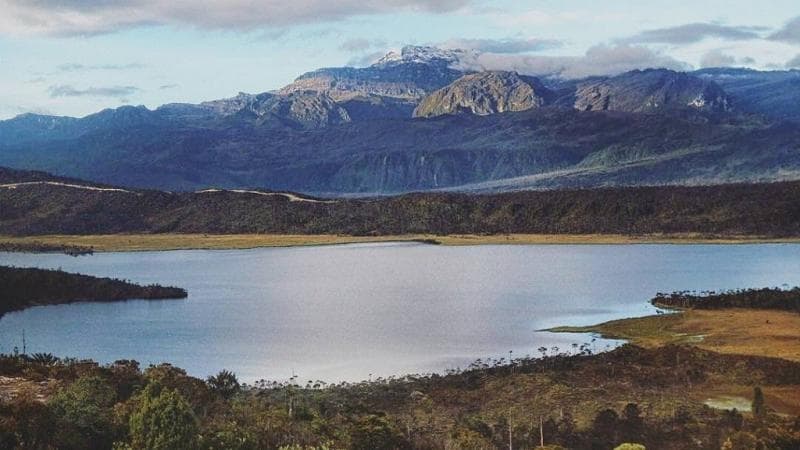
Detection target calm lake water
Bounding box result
[2,243,800,382]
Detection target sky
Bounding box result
[0,0,799,119]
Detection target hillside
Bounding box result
[2,167,800,237]
[1,106,797,193]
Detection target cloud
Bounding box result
[439,37,562,53]
[699,49,757,68]
[57,62,145,72]
[0,0,470,36]
[699,49,736,67]
[346,51,386,67]
[339,38,374,52]
[769,16,800,43]
[48,84,140,98]
[453,44,689,79]
[787,54,800,69]
[159,83,179,90]
[622,22,764,45]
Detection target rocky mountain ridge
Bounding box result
[0,46,798,194]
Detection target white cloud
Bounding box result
[439,37,561,54]
[770,16,800,44]
[622,23,765,45]
[699,49,737,67]
[0,0,471,36]
[48,84,140,98]
[453,44,689,79]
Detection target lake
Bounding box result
[2,242,800,383]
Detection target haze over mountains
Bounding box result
[1,45,799,195]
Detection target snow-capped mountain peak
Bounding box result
[374,45,472,67]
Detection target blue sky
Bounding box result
[0,0,799,119]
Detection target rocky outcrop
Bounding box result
[573,69,732,114]
[199,91,351,128]
[265,91,351,128]
[413,71,551,118]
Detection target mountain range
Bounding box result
[0,45,799,195]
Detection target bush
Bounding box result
[49,375,117,449]
[129,384,199,450]
[615,444,646,450]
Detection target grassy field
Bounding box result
[550,308,800,415]
[2,233,800,252]
[549,308,800,363]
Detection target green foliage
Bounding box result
[27,352,59,366]
[49,375,117,449]
[615,444,646,450]
[0,345,799,450]
[206,369,241,399]
[128,384,199,450]
[350,414,406,450]
[202,420,257,450]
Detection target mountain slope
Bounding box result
[570,69,731,114]
[1,107,798,194]
[694,68,800,121]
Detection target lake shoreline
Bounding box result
[2,232,800,253]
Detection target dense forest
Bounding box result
[0,345,797,449]
[0,266,187,316]
[653,288,800,312]
[3,167,800,237]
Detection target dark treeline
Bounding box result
[653,287,800,312]
[0,242,93,256]
[0,345,798,449]
[0,266,187,316]
[3,171,800,236]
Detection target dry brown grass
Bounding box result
[2,233,799,252]
[551,309,800,415]
[552,309,800,362]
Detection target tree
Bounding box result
[591,409,619,450]
[350,414,406,450]
[752,386,766,418]
[129,384,199,450]
[620,403,645,443]
[0,389,55,449]
[49,375,117,449]
[206,369,241,399]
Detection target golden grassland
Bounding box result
[549,308,800,363]
[550,308,800,415]
[2,232,800,252]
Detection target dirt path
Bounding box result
[0,181,134,194]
